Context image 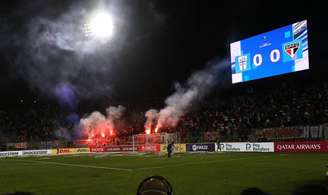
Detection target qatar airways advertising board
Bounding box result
[274,141,328,152]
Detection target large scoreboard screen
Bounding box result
[230,20,309,84]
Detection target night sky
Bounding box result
[0,0,327,113]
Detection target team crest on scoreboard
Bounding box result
[282,40,303,62]
[238,56,248,71]
[235,54,251,73]
[284,42,300,58]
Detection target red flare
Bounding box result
[155,123,162,133]
[145,128,151,135]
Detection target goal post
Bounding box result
[131,132,180,152]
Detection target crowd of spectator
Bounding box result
[0,105,58,143]
[174,82,328,141]
[1,81,328,143]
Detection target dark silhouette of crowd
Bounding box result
[1,81,328,144]
[175,81,328,142]
[0,105,58,143]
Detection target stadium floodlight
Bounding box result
[84,11,114,40]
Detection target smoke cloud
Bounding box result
[144,109,159,131]
[145,58,229,131]
[79,105,126,138]
[1,0,167,101]
[53,82,78,110]
[106,105,126,120]
[17,3,117,99]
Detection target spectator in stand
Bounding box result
[1,81,328,143]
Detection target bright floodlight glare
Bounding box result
[86,11,114,40]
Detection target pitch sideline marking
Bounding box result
[15,159,133,172]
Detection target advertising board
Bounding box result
[218,142,274,152]
[274,141,328,152]
[160,144,186,153]
[187,143,216,152]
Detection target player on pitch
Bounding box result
[167,141,174,158]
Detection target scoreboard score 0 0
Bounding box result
[230,20,309,84]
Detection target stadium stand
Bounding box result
[1,81,328,150]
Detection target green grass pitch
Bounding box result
[0,153,327,195]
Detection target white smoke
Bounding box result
[55,127,73,141]
[105,105,126,131]
[80,111,107,136]
[18,4,119,99]
[6,0,166,100]
[144,109,159,130]
[106,105,126,120]
[146,58,228,130]
[80,105,125,137]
